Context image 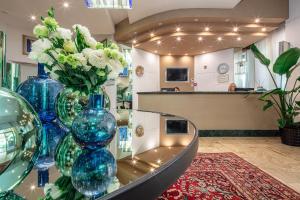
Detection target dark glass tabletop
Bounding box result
[13,109,197,200]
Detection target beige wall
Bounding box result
[160,55,194,92]
[139,93,278,130]
[160,115,195,147]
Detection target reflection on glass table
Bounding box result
[13,110,196,200]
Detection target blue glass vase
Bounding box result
[35,122,66,187]
[71,94,116,150]
[16,63,64,122]
[71,148,117,198]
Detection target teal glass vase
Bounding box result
[71,94,116,150]
[71,148,117,198]
[56,88,111,128]
[16,63,63,123]
[0,87,41,197]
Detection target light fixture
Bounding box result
[176,37,181,41]
[217,37,222,41]
[233,27,239,32]
[202,51,206,54]
[150,32,155,37]
[184,53,188,56]
[132,40,137,44]
[262,27,267,32]
[63,2,70,8]
[237,37,242,41]
[30,185,36,191]
[176,27,181,32]
[255,18,260,23]
[154,149,158,152]
[157,159,161,164]
[168,53,171,56]
[205,27,210,32]
[198,37,203,41]
[150,168,155,172]
[154,50,158,53]
[132,160,137,164]
[194,18,199,22]
[85,0,133,9]
[157,40,161,45]
[30,15,36,21]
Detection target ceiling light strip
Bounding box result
[85,0,132,9]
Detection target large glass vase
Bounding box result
[71,94,116,150]
[56,87,111,128]
[0,87,41,198]
[16,63,63,122]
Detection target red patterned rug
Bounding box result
[158,153,300,200]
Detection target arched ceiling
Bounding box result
[115,0,289,56]
[128,0,242,23]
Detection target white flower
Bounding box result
[108,59,123,79]
[51,27,73,40]
[82,48,107,69]
[73,53,90,71]
[28,38,53,65]
[73,24,97,49]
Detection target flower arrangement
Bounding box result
[29,8,127,94]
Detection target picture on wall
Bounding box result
[22,35,36,55]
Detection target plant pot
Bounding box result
[280,124,300,146]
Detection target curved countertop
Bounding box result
[137,91,264,95]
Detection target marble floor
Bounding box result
[198,137,300,193]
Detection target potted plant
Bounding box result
[250,44,300,146]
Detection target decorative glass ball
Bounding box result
[71,94,116,150]
[0,88,41,197]
[55,133,82,177]
[16,63,63,122]
[71,148,117,197]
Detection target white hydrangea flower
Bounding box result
[29,38,53,65]
[82,48,107,69]
[108,59,123,79]
[51,27,73,40]
[73,53,91,71]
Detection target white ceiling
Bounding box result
[0,0,241,35]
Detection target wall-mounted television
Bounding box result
[166,119,188,134]
[166,68,188,82]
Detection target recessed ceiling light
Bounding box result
[158,22,163,26]
[150,32,155,37]
[30,185,36,191]
[30,15,36,21]
[202,51,206,54]
[176,27,181,32]
[157,40,161,45]
[184,53,188,56]
[217,37,222,41]
[154,50,158,53]
[168,53,171,56]
[194,18,199,22]
[176,37,181,41]
[233,27,239,32]
[262,27,267,32]
[132,40,137,44]
[157,159,162,164]
[63,2,70,8]
[205,27,210,32]
[255,18,260,23]
[198,37,203,41]
[237,37,242,41]
[132,160,137,164]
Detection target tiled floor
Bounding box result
[198,137,300,193]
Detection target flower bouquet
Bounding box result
[29,8,126,94]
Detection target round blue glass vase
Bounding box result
[35,122,66,187]
[71,94,116,150]
[16,63,64,122]
[71,148,117,198]
[0,87,41,198]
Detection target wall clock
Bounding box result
[217,63,230,74]
[135,65,144,77]
[135,125,144,137]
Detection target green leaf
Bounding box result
[48,7,55,18]
[273,47,300,75]
[250,44,271,66]
[263,100,274,111]
[259,88,282,101]
[278,118,287,128]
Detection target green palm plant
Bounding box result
[250,44,300,128]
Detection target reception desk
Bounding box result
[138,92,279,136]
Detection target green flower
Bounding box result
[110,50,119,60]
[110,43,119,50]
[96,42,104,50]
[119,57,127,67]
[43,17,59,31]
[58,54,67,64]
[103,48,112,58]
[96,69,106,77]
[33,24,49,38]
[63,40,76,53]
[66,55,79,69]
